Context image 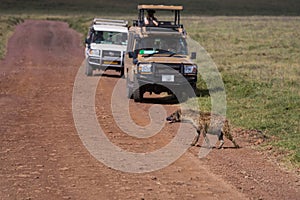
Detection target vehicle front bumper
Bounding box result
[136,74,197,93]
[88,56,123,69]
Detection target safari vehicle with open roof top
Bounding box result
[85,18,128,76]
[124,5,198,102]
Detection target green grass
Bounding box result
[186,17,300,167]
[0,16,23,59]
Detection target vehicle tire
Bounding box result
[194,86,201,97]
[133,79,142,102]
[120,68,124,78]
[86,62,93,76]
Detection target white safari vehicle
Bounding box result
[85,18,128,76]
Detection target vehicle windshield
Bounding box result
[137,35,188,55]
[92,31,127,46]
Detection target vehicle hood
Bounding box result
[138,55,194,64]
[90,43,127,51]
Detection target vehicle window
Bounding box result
[92,31,127,45]
[137,35,187,55]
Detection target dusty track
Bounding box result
[0,20,299,200]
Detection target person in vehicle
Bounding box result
[144,9,159,26]
[93,31,103,43]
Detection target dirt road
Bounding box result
[0,20,299,200]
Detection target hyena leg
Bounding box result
[217,132,225,149]
[224,131,239,148]
[191,129,211,147]
[191,130,200,146]
[202,130,211,147]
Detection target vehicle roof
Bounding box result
[93,18,128,27]
[138,4,183,11]
[93,25,128,33]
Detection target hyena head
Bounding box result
[166,109,182,123]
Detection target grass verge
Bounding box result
[0,16,23,59]
[186,16,300,168]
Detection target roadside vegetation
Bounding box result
[0,16,23,59]
[185,17,300,167]
[0,1,299,169]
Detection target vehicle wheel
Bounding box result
[133,79,142,102]
[194,86,201,97]
[126,77,133,99]
[86,62,93,76]
[120,68,124,78]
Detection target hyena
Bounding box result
[166,109,239,149]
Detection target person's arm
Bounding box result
[152,17,158,26]
[144,16,149,25]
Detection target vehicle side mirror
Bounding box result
[85,38,91,44]
[191,52,196,59]
[128,51,134,58]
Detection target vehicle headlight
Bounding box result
[138,63,152,73]
[89,49,100,56]
[184,65,197,74]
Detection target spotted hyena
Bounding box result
[166,109,239,149]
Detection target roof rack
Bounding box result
[93,18,128,27]
[138,5,183,11]
[135,4,184,30]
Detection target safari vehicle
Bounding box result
[85,18,128,76]
[124,5,198,102]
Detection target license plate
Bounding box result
[162,75,174,82]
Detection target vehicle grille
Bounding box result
[89,57,100,64]
[102,50,121,57]
[154,63,182,75]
